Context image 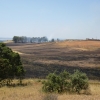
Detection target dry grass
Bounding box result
[57,40,100,50]
[58,82,100,100]
[0,79,44,100]
[0,79,100,100]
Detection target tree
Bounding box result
[13,36,19,43]
[0,43,25,85]
[51,38,55,42]
[0,58,11,85]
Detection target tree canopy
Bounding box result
[0,43,25,85]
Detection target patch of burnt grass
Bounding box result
[23,61,100,80]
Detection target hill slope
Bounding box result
[6,40,100,79]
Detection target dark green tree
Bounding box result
[13,36,19,43]
[0,43,25,85]
[0,58,11,85]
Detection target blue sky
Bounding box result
[0,0,100,39]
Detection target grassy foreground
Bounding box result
[0,79,100,100]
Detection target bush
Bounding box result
[71,70,89,94]
[42,70,70,93]
[42,70,89,94]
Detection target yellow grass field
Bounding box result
[0,79,100,100]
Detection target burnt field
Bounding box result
[6,40,100,80]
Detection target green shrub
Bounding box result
[71,70,89,94]
[42,70,89,94]
[42,71,70,93]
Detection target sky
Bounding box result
[0,0,100,39]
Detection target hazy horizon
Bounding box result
[0,0,100,39]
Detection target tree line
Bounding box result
[13,36,48,43]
